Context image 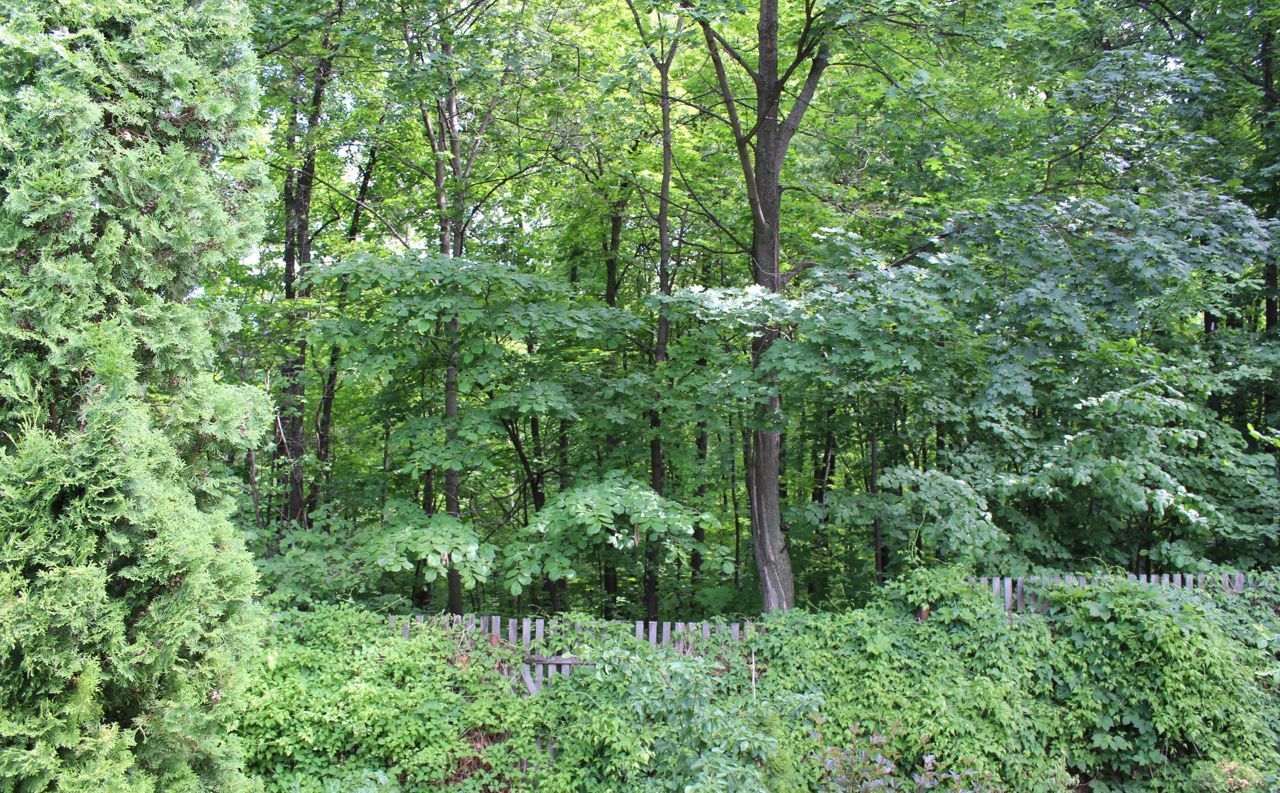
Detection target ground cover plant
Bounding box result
[240,572,1280,791]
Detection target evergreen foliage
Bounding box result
[0,1,268,788]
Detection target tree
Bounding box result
[224,0,1280,618]
[0,1,269,788]
[681,0,836,611]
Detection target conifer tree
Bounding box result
[0,1,269,789]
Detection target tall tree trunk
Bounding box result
[1262,26,1278,335]
[309,143,378,516]
[444,316,464,615]
[605,194,626,307]
[643,37,679,620]
[413,470,435,609]
[527,412,564,610]
[699,0,828,611]
[870,430,884,584]
[808,420,836,600]
[645,415,663,619]
[692,422,708,582]
[601,188,625,615]
[277,152,310,530]
[277,2,343,532]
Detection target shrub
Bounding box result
[814,725,993,791]
[0,1,267,789]
[238,571,1280,791]
[240,606,528,791]
[524,626,799,792]
[750,568,1074,791]
[1043,575,1280,790]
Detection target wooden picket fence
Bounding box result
[388,613,756,695]
[971,571,1253,613]
[388,572,1255,695]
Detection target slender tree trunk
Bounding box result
[277,5,342,532]
[605,195,626,307]
[413,470,435,609]
[444,316,464,615]
[1262,26,1278,335]
[309,143,377,516]
[808,420,836,601]
[527,412,564,610]
[558,419,570,490]
[645,417,663,619]
[247,449,263,535]
[737,426,750,589]
[642,40,679,621]
[692,423,708,582]
[602,192,624,613]
[278,156,310,529]
[379,418,391,515]
[870,430,884,584]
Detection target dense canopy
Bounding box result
[219,0,1279,618]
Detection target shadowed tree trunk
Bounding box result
[309,142,377,517]
[276,14,341,532]
[697,0,829,611]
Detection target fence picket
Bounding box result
[535,619,545,686]
[387,571,1258,698]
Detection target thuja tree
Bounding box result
[0,1,268,790]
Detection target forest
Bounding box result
[227,0,1280,619]
[4,0,1280,789]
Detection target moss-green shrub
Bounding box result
[749,568,1074,791]
[524,630,802,792]
[240,571,1280,791]
[239,606,529,792]
[1043,576,1279,790]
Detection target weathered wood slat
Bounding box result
[384,571,1258,699]
[967,573,1255,613]
[534,619,545,686]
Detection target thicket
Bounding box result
[242,571,1280,791]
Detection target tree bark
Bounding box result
[275,4,344,532]
[634,12,681,620]
[444,316,464,615]
[870,430,884,584]
[692,422,708,582]
[699,0,829,611]
[309,143,377,516]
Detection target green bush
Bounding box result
[240,606,528,792]
[750,568,1074,791]
[1043,575,1280,790]
[524,629,800,792]
[240,571,1280,791]
[0,0,268,789]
